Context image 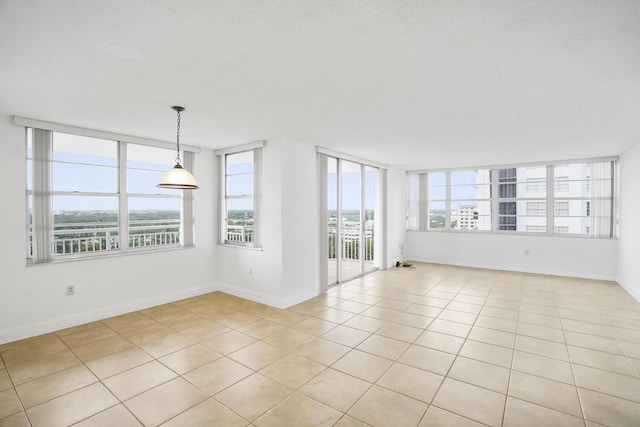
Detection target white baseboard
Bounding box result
[617,279,640,303]
[283,288,320,308]
[217,282,285,308]
[0,283,218,345]
[218,283,318,309]
[407,256,618,282]
[217,283,319,309]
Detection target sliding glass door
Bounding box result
[327,156,377,286]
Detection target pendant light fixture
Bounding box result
[157,106,199,189]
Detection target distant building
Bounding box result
[457,205,478,230]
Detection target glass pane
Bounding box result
[52,163,118,193]
[554,200,570,216]
[226,198,254,243]
[226,151,254,174]
[428,172,446,199]
[451,184,483,200]
[476,200,492,232]
[227,173,254,196]
[52,133,117,166]
[127,144,174,171]
[341,160,361,281]
[26,159,32,191]
[498,215,517,231]
[451,170,476,185]
[327,157,338,285]
[51,196,119,255]
[524,178,546,194]
[451,203,477,230]
[128,169,177,195]
[27,195,33,259]
[524,201,546,216]
[429,201,445,229]
[128,197,181,248]
[225,199,253,243]
[499,183,516,198]
[26,128,33,159]
[499,202,517,215]
[498,168,517,182]
[364,166,375,272]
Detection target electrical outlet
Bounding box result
[248,267,253,275]
[66,285,75,296]
[524,249,529,256]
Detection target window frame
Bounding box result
[23,120,199,264]
[216,141,265,249]
[406,158,617,239]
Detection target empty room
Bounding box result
[1,1,640,426]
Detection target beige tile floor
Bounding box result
[2,262,640,426]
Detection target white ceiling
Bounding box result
[1,0,639,170]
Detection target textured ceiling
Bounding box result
[1,0,639,169]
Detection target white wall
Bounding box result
[281,141,320,305]
[386,168,407,267]
[0,116,218,344]
[407,231,617,281]
[216,140,319,308]
[618,143,640,300]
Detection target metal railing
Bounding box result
[27,219,181,257]
[328,221,375,261]
[226,224,254,243]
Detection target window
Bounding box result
[51,133,119,256]
[554,201,569,216]
[553,163,612,236]
[127,144,184,249]
[26,126,197,264]
[428,172,446,229]
[410,169,492,231]
[497,168,517,230]
[407,159,615,238]
[526,202,546,216]
[217,142,264,247]
[526,177,546,192]
[450,169,491,231]
[555,176,569,192]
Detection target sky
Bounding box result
[31,133,378,214]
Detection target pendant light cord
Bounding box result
[175,109,182,166]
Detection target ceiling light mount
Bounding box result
[157,105,199,190]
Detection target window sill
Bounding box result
[26,244,194,266]
[218,243,263,251]
[406,229,616,240]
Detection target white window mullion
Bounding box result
[118,142,128,252]
[359,164,365,275]
[547,165,554,236]
[419,173,429,231]
[376,167,387,269]
[253,147,262,248]
[218,154,226,244]
[182,151,196,247]
[336,159,343,281]
[406,172,418,231]
[491,169,499,232]
[219,144,262,248]
[444,171,451,229]
[32,128,52,263]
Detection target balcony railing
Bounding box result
[328,221,375,261]
[27,219,181,257]
[226,224,254,243]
